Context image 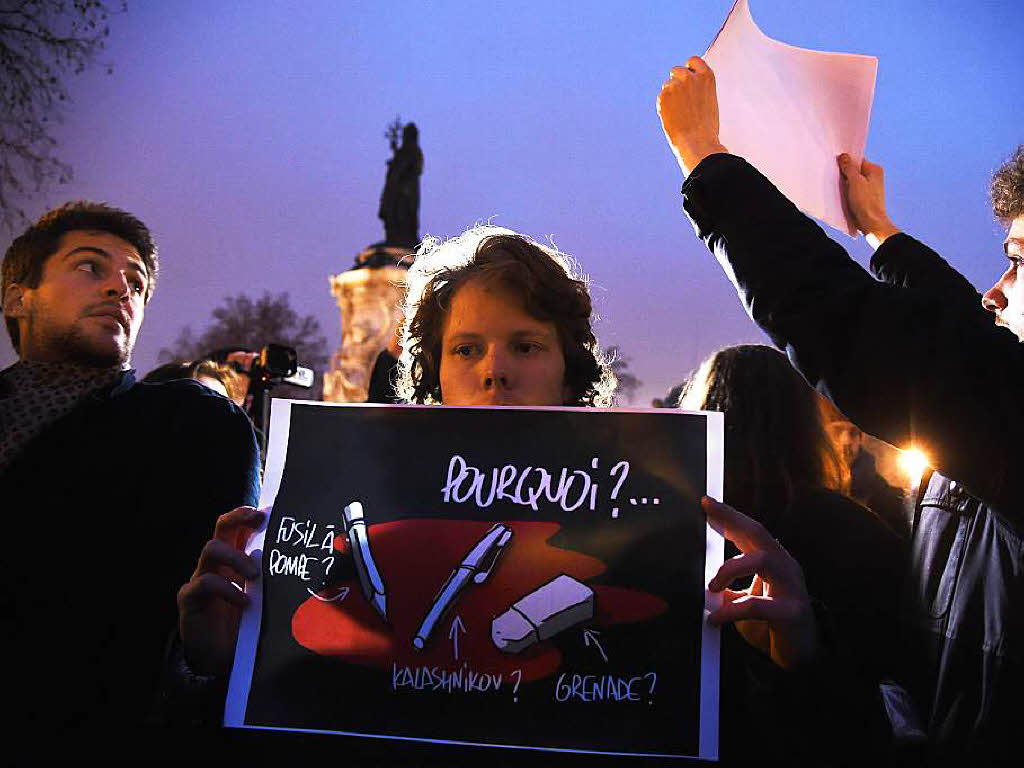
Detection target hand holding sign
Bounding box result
[177,505,265,676]
[703,497,818,670]
[656,57,728,176]
[838,154,902,248]
[659,0,877,235]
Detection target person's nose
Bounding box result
[103,270,131,302]
[482,346,510,391]
[982,273,1010,314]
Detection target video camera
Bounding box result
[211,343,316,462]
[249,343,315,389]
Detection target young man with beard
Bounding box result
[0,202,260,730]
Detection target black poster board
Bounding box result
[227,401,723,760]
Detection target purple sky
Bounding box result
[2,0,1021,404]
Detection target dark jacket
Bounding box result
[0,371,260,730]
[719,488,902,766]
[681,153,1023,763]
[850,450,908,539]
[366,349,403,404]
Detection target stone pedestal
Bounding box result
[323,245,412,403]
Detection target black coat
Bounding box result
[0,372,260,730]
[718,488,903,766]
[682,153,1023,763]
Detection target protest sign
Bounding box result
[705,0,877,236]
[227,401,723,760]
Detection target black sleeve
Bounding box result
[148,382,260,725]
[157,382,261,592]
[871,234,978,300]
[721,493,905,763]
[722,602,895,765]
[782,492,906,682]
[681,153,1024,516]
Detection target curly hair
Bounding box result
[395,226,615,406]
[2,201,158,353]
[991,145,1024,224]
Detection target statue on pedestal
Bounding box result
[324,117,423,403]
[377,117,423,249]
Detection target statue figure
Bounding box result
[377,118,424,248]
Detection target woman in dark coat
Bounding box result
[681,344,905,765]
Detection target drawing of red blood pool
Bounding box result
[292,520,667,682]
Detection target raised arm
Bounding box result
[657,60,1024,515]
[840,154,987,312]
[656,57,728,176]
[837,154,901,249]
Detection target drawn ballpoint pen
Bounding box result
[343,501,388,622]
[413,523,513,650]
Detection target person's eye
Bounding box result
[76,260,99,275]
[130,278,146,295]
[515,341,543,355]
[452,343,477,358]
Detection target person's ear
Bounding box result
[2,283,27,320]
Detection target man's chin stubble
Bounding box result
[49,327,130,368]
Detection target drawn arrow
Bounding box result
[307,586,350,603]
[583,629,608,663]
[449,615,466,661]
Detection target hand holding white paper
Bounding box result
[704,0,877,236]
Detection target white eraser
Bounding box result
[491,574,594,654]
[491,608,537,653]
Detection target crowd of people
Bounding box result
[1,55,1021,765]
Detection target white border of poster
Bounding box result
[226,400,724,761]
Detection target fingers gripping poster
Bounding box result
[227,402,724,760]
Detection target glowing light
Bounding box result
[898,447,929,487]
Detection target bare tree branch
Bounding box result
[0,0,125,233]
[159,291,330,401]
